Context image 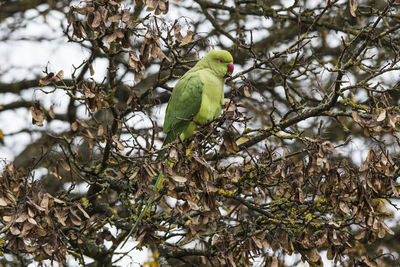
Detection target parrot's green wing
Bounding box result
[162,73,203,146]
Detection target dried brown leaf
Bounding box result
[221,131,239,154]
[36,226,47,237]
[376,109,386,122]
[97,124,104,136]
[115,29,124,39]
[381,221,394,235]
[187,199,199,210]
[105,33,118,43]
[76,204,90,219]
[60,160,71,171]
[89,63,94,76]
[72,21,83,39]
[0,197,8,206]
[159,0,169,14]
[55,70,63,81]
[352,111,362,123]
[10,226,21,235]
[67,7,73,25]
[112,136,125,151]
[54,208,67,226]
[122,9,130,23]
[146,0,156,11]
[174,24,183,42]
[48,104,56,119]
[16,213,28,223]
[19,222,34,236]
[387,112,397,128]
[390,179,399,197]
[296,187,304,203]
[28,207,35,217]
[27,217,37,225]
[30,102,46,127]
[307,248,321,263]
[170,175,187,183]
[109,0,120,5]
[86,129,94,139]
[355,230,365,240]
[40,193,49,210]
[108,14,121,22]
[315,230,328,246]
[129,168,140,180]
[91,11,102,28]
[367,215,373,227]
[39,72,56,86]
[71,121,78,131]
[69,212,83,226]
[339,201,350,213]
[243,86,251,97]
[84,85,95,98]
[181,30,193,45]
[349,0,358,17]
[76,119,89,129]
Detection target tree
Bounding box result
[1,0,400,266]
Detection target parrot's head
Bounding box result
[204,50,234,78]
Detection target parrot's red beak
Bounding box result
[227,62,234,75]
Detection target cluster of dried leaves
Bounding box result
[66,0,177,82]
[351,94,400,137]
[122,130,397,266]
[0,163,89,264]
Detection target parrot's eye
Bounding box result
[219,59,223,63]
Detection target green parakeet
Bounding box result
[121,50,233,248]
[162,50,234,146]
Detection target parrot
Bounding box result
[162,49,234,146]
[121,50,234,248]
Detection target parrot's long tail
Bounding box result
[120,171,165,248]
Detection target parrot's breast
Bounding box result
[194,70,224,124]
